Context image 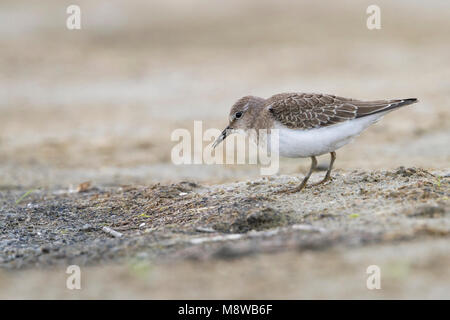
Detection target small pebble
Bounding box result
[80,224,93,232]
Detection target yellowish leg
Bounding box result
[310,151,336,186]
[277,156,317,194]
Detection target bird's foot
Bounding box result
[308,176,333,188]
[273,180,308,194]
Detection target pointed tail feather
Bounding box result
[355,98,418,118]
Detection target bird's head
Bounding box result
[213,96,265,148]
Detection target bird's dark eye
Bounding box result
[235,112,243,119]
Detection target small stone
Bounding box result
[40,246,51,254]
[80,224,94,232]
[196,226,216,233]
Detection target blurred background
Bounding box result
[0,0,449,300]
[1,0,449,189]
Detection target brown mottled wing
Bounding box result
[266,93,417,130]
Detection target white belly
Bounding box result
[271,112,387,158]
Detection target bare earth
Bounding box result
[0,0,449,298]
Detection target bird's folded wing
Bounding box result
[266,93,415,130]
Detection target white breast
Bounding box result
[271,112,387,158]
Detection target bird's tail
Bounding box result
[355,98,418,118]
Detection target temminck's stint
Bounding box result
[213,93,418,192]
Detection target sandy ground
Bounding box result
[1,168,449,299]
[0,0,449,299]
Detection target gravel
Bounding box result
[0,167,448,270]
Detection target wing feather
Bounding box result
[266,93,417,129]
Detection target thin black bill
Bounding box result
[212,126,231,149]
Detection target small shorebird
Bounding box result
[213,93,418,192]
